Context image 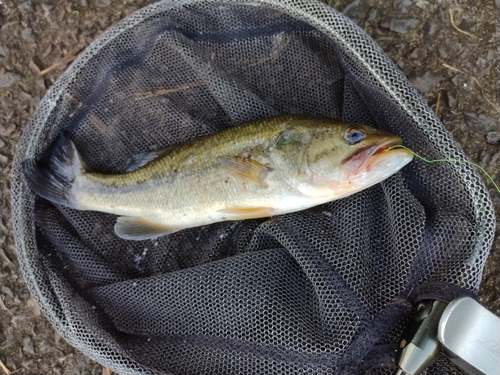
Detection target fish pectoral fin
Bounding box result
[217,156,273,188]
[217,206,275,220]
[114,216,180,240]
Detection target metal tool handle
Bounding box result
[438,297,500,375]
[395,297,500,375]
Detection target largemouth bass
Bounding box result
[23,115,413,240]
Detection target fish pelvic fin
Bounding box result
[217,206,275,220]
[22,133,85,208]
[114,216,181,240]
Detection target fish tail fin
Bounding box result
[22,133,85,208]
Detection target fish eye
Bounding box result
[344,127,366,144]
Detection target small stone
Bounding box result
[0,124,16,137]
[1,286,13,297]
[486,50,495,60]
[23,337,35,355]
[18,1,33,12]
[427,22,438,36]
[446,92,457,108]
[415,0,429,9]
[486,131,500,145]
[459,48,470,60]
[29,60,41,75]
[54,330,62,345]
[1,22,19,33]
[0,154,7,165]
[408,47,424,60]
[463,112,496,134]
[21,28,35,42]
[95,0,112,7]
[36,77,46,90]
[342,0,361,19]
[0,45,10,57]
[41,4,53,20]
[476,58,486,70]
[396,60,406,70]
[26,297,41,317]
[394,43,406,53]
[381,18,419,34]
[0,138,5,148]
[444,37,458,52]
[451,74,461,87]
[409,71,443,93]
[367,8,377,22]
[0,72,21,88]
[394,0,413,13]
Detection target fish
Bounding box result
[23,115,413,241]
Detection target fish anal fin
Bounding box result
[114,216,180,240]
[217,156,273,188]
[217,206,275,220]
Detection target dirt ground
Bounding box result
[0,0,499,374]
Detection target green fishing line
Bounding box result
[387,145,500,194]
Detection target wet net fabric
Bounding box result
[11,0,495,374]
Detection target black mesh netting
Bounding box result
[11,0,495,374]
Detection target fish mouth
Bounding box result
[370,137,404,156]
[341,136,403,173]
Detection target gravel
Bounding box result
[21,28,35,42]
[486,131,500,145]
[463,111,497,134]
[380,17,420,34]
[1,0,499,373]
[409,71,443,93]
[96,0,113,7]
[0,71,21,88]
[394,0,413,13]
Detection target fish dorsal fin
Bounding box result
[114,216,181,240]
[124,146,176,173]
[217,156,273,188]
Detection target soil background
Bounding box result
[1,0,499,374]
